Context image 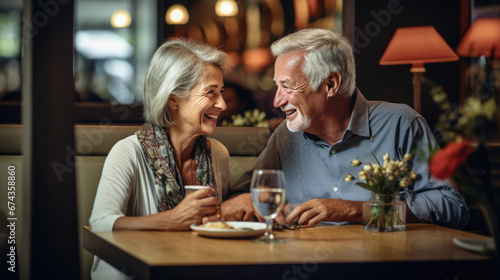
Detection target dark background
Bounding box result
[353,0,463,131]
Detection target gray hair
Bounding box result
[270,28,356,96]
[143,38,232,127]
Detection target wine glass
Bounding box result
[250,169,286,244]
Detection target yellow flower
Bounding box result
[483,97,497,121]
[441,102,451,111]
[348,153,419,194]
[385,167,393,174]
[399,177,411,188]
[344,174,354,182]
[459,97,496,124]
[359,170,367,180]
[432,91,447,103]
[462,97,482,117]
[383,153,390,162]
[223,109,269,127]
[403,153,412,162]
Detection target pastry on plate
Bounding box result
[199,221,235,229]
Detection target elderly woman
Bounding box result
[89,38,232,279]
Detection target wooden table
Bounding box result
[83,224,496,280]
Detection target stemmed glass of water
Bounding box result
[250,169,286,244]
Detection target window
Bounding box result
[0,2,21,102]
[0,0,344,124]
[75,0,157,105]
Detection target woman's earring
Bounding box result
[174,105,178,110]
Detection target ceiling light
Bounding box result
[111,10,131,28]
[216,0,238,17]
[166,4,189,25]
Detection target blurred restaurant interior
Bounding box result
[0,0,499,279]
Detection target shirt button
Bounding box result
[330,149,336,154]
[333,187,339,192]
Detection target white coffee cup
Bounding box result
[184,185,211,196]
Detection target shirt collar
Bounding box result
[302,88,371,144]
[346,89,371,138]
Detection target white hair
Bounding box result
[271,28,356,96]
[143,38,231,127]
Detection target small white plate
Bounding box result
[191,221,266,239]
[452,237,495,255]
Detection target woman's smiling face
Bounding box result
[174,64,226,136]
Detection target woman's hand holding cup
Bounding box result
[168,186,218,228]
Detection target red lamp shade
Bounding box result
[456,18,500,59]
[379,26,458,114]
[379,26,458,67]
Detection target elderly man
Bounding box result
[216,28,469,229]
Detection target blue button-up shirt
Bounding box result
[233,90,470,229]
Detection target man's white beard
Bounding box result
[286,111,312,132]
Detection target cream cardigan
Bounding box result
[89,135,230,279]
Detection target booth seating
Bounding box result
[0,124,270,280]
[2,123,498,279]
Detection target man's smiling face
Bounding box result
[273,51,326,132]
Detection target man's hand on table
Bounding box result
[285,198,363,226]
[202,193,256,223]
[201,194,296,225]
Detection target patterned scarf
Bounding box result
[136,122,218,212]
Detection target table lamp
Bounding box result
[456,18,500,97]
[379,26,459,113]
[456,18,500,59]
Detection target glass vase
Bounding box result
[363,193,406,232]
